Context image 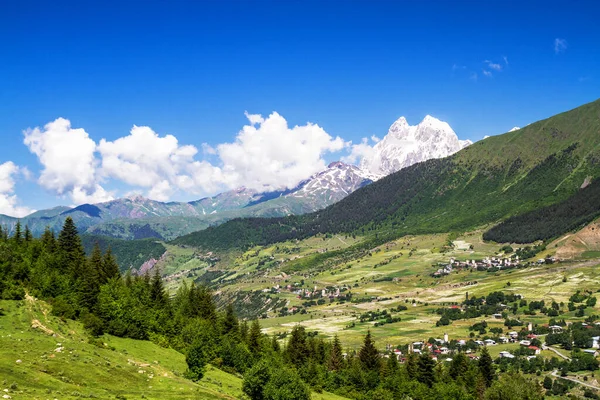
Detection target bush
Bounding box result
[81,313,104,337]
[185,340,208,381]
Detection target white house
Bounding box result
[499,351,515,359]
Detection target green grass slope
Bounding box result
[0,298,348,400]
[174,98,600,251]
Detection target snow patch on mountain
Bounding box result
[509,126,520,132]
[359,115,471,177]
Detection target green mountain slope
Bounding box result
[174,98,600,250]
[81,234,167,272]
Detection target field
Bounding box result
[160,227,600,352]
[0,297,348,400]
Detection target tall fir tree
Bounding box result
[478,346,495,387]
[197,284,217,321]
[240,320,249,343]
[327,335,344,371]
[417,352,436,387]
[79,243,102,312]
[358,330,380,372]
[13,221,22,246]
[41,227,56,251]
[248,319,262,356]
[58,217,86,277]
[405,352,419,380]
[24,225,32,243]
[150,267,167,308]
[102,246,120,282]
[222,303,239,337]
[286,325,308,367]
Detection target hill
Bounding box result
[0,297,347,400]
[174,98,600,250]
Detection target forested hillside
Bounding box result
[174,98,600,250]
[81,234,167,272]
[483,178,600,243]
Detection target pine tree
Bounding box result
[406,352,419,380]
[358,330,380,372]
[240,320,249,343]
[197,285,217,321]
[286,325,308,367]
[58,217,85,277]
[449,352,469,380]
[79,243,102,311]
[41,227,56,251]
[327,335,344,371]
[417,352,436,387]
[222,303,239,336]
[271,335,281,353]
[102,246,120,281]
[248,319,262,356]
[385,351,399,377]
[24,225,32,243]
[478,346,495,387]
[13,221,22,246]
[150,267,167,307]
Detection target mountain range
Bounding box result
[0,115,469,240]
[174,98,600,250]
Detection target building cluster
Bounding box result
[432,256,524,277]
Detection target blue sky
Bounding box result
[1,0,599,215]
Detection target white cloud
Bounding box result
[23,112,355,202]
[470,72,478,81]
[341,137,377,164]
[214,112,347,191]
[484,60,502,71]
[370,135,381,143]
[482,70,493,77]
[503,56,509,66]
[0,161,34,218]
[23,118,113,205]
[555,38,567,54]
[98,125,198,200]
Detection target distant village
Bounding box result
[432,255,560,277]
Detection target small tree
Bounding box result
[185,340,208,381]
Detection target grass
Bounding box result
[0,297,347,400]
[169,228,600,351]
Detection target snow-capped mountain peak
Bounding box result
[359,115,470,177]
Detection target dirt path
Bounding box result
[542,344,571,361]
[552,370,600,390]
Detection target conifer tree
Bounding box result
[13,221,22,246]
[150,267,167,308]
[102,246,120,281]
[417,352,436,387]
[248,319,262,356]
[449,352,469,380]
[328,335,344,371]
[286,325,308,367]
[358,330,380,371]
[406,352,418,379]
[24,225,32,243]
[197,284,217,321]
[222,303,239,336]
[271,335,281,353]
[41,227,56,251]
[79,244,102,311]
[240,320,249,343]
[478,346,495,387]
[385,351,399,377]
[58,217,85,276]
